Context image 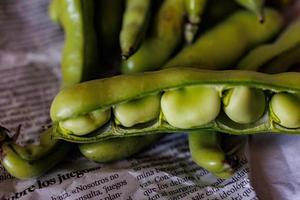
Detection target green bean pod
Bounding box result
[121,0,185,74]
[234,0,265,22]
[120,0,151,58]
[184,0,207,43]
[56,0,98,87]
[238,19,300,72]
[189,131,233,179]
[165,9,283,70]
[50,68,300,143]
[0,142,73,180]
[79,135,161,162]
[10,127,60,161]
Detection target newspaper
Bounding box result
[0,0,299,199]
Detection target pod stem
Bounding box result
[12,124,22,143]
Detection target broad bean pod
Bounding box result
[50,68,300,143]
[10,127,60,161]
[165,9,282,70]
[79,135,161,162]
[121,0,185,74]
[120,0,151,58]
[0,142,72,180]
[188,131,234,179]
[51,0,98,87]
[184,0,207,43]
[234,0,265,22]
[238,18,300,72]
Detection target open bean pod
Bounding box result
[50,68,300,143]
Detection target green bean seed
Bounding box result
[79,135,161,162]
[114,94,160,127]
[223,87,266,124]
[189,131,233,178]
[59,109,111,136]
[161,86,220,129]
[270,93,300,128]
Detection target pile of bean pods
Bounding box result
[1,0,299,180]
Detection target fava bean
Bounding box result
[79,135,161,162]
[53,0,98,87]
[120,0,151,58]
[161,86,220,129]
[59,109,111,136]
[114,94,161,127]
[222,87,266,124]
[189,131,233,179]
[165,9,282,69]
[121,0,185,73]
[50,68,300,143]
[270,93,300,128]
[238,18,300,72]
[11,127,60,161]
[0,142,72,179]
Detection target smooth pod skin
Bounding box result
[120,0,151,58]
[11,127,60,161]
[165,9,283,69]
[238,19,300,71]
[121,0,185,74]
[57,0,98,87]
[223,87,266,124]
[189,131,233,179]
[114,94,161,127]
[184,0,207,43]
[270,93,300,128]
[50,68,300,143]
[59,109,111,136]
[234,0,265,22]
[79,135,161,162]
[161,86,220,129]
[0,142,72,179]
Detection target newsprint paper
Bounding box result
[1,1,300,200]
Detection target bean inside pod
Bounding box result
[50,68,300,142]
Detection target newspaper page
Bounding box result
[0,0,299,199]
